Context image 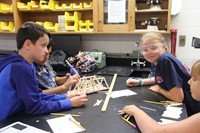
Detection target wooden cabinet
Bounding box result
[98,0,171,34]
[134,0,171,34]
[0,0,15,33]
[14,0,96,33]
[98,0,135,33]
[0,0,171,34]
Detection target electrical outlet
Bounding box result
[192,37,200,48]
[179,35,186,46]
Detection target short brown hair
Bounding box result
[191,59,200,80]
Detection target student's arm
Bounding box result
[55,73,70,85]
[43,74,80,94]
[122,105,200,133]
[126,77,155,87]
[42,85,67,94]
[149,85,184,102]
[55,74,80,86]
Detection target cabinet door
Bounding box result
[98,0,134,33]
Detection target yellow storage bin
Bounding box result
[40,0,55,10]
[36,21,44,26]
[65,11,81,22]
[65,21,79,31]
[72,3,83,9]
[0,3,13,13]
[54,1,63,10]
[87,20,93,31]
[30,1,40,11]
[62,3,73,10]
[79,20,87,31]
[83,2,93,8]
[0,22,14,31]
[43,21,58,32]
[17,2,31,11]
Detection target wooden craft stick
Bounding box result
[51,113,80,117]
[124,114,129,119]
[118,110,124,114]
[143,100,165,105]
[127,115,131,120]
[69,117,86,131]
[101,74,117,112]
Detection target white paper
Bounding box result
[159,118,177,124]
[108,0,126,23]
[110,89,137,98]
[0,121,49,133]
[47,114,84,133]
[162,106,182,119]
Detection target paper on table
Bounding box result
[159,118,177,124]
[47,114,84,133]
[162,106,182,119]
[110,89,137,98]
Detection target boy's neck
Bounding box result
[18,50,33,64]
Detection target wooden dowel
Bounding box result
[101,74,117,112]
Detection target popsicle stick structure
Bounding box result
[68,75,109,94]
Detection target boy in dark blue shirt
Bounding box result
[0,22,88,121]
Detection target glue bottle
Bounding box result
[65,60,79,75]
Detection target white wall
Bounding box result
[0,0,199,68]
[0,34,16,50]
[171,0,200,68]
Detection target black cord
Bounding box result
[87,49,99,55]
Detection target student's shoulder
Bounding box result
[11,60,33,73]
[159,52,177,62]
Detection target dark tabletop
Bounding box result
[0,75,187,133]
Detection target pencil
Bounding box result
[121,117,137,128]
[51,113,80,117]
[69,117,86,131]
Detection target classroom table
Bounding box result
[0,76,187,133]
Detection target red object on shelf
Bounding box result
[170,28,177,56]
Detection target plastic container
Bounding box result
[65,11,81,22]
[87,20,93,31]
[83,2,93,8]
[72,3,83,9]
[54,1,63,10]
[17,2,31,11]
[79,20,87,31]
[30,0,40,11]
[0,3,13,13]
[40,0,55,10]
[44,21,59,32]
[62,3,73,10]
[65,21,79,31]
[0,22,14,31]
[36,21,43,26]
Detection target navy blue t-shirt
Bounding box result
[155,52,200,116]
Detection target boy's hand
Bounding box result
[62,74,80,91]
[67,92,82,99]
[70,94,88,107]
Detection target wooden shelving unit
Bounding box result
[0,0,171,34]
